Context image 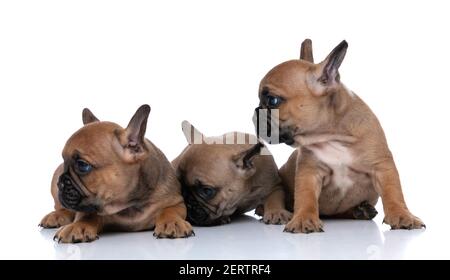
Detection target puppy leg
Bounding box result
[372,159,425,229]
[154,202,194,238]
[54,213,103,243]
[261,187,292,225]
[284,155,324,233]
[40,164,76,228]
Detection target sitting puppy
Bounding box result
[39,105,193,243]
[172,121,292,226]
[254,39,425,233]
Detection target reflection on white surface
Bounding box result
[32,213,427,260]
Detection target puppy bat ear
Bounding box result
[181,120,205,144]
[232,142,264,177]
[317,40,348,85]
[300,39,314,63]
[82,108,100,125]
[126,104,151,146]
[117,104,151,162]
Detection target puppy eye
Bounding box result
[75,159,93,175]
[266,95,282,108]
[196,186,217,200]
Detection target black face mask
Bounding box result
[254,106,271,140]
[182,186,210,226]
[253,106,295,145]
[57,172,97,213]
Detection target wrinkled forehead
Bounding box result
[180,145,235,183]
[62,122,122,162]
[184,144,232,167]
[260,60,313,93]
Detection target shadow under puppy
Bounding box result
[254,39,425,233]
[39,105,193,243]
[172,121,292,226]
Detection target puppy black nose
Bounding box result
[279,131,295,145]
[183,188,210,225]
[186,205,209,226]
[253,106,272,140]
[58,173,83,209]
[188,205,208,222]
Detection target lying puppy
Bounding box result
[172,121,292,226]
[254,39,424,233]
[39,105,193,242]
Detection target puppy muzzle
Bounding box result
[253,106,294,145]
[182,187,217,226]
[57,173,98,213]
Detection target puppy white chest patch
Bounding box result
[307,141,354,190]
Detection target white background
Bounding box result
[0,0,449,259]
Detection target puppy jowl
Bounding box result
[39,105,194,243]
[254,39,425,233]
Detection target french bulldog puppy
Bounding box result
[39,105,193,243]
[254,39,425,233]
[172,121,292,226]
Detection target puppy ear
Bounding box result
[118,105,151,162]
[82,108,99,125]
[317,40,348,85]
[300,39,314,63]
[182,120,205,144]
[232,142,264,178]
[126,104,151,146]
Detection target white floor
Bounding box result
[3,207,446,260]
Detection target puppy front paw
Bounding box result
[39,210,74,229]
[154,219,194,239]
[263,209,293,225]
[217,216,231,225]
[352,201,378,220]
[54,222,99,243]
[255,205,264,217]
[284,213,323,233]
[383,209,425,230]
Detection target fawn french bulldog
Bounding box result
[253,39,425,233]
[39,105,193,243]
[171,121,292,226]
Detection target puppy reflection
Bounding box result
[172,121,292,226]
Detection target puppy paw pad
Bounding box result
[154,220,194,239]
[39,211,73,229]
[284,215,323,234]
[352,201,378,220]
[263,209,293,225]
[384,210,425,230]
[54,222,99,243]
